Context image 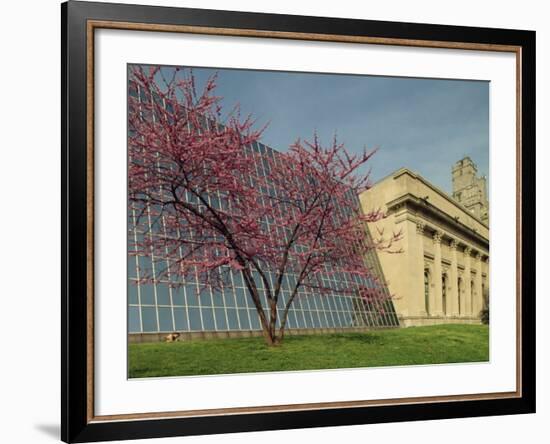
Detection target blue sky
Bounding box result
[153,65,489,194]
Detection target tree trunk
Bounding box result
[240,267,278,346]
[256,302,276,346]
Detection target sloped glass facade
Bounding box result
[128,79,399,334]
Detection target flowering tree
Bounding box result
[128,66,401,346]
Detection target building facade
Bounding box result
[128,79,399,341]
[452,157,489,224]
[359,165,489,327]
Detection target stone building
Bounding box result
[359,161,489,327]
[452,157,489,224]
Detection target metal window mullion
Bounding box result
[321,292,336,328]
[210,288,218,331]
[370,291,381,328]
[380,291,392,326]
[185,117,205,332]
[217,269,230,331]
[310,289,326,328]
[279,289,294,330]
[175,227,191,332]
[302,289,315,328]
[159,97,176,332]
[332,295,344,328]
[131,85,144,333]
[328,277,343,328]
[146,83,161,332]
[228,271,242,330]
[137,86,160,332]
[322,287,337,327]
[145,188,160,330]
[129,163,143,332]
[193,261,205,331]
[204,118,219,331]
[346,296,354,327]
[318,278,330,327]
[296,287,308,329]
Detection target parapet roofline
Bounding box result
[368,167,489,230]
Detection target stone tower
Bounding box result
[452,157,489,224]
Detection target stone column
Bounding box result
[449,240,459,316]
[432,230,444,316]
[463,246,472,316]
[457,271,464,316]
[474,253,484,318]
[415,221,428,317]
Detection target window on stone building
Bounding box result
[442,274,447,315]
[458,277,463,315]
[471,280,475,315]
[424,270,430,316]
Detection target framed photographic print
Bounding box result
[61,0,536,442]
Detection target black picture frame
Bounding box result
[62,1,536,442]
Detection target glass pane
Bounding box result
[128,281,139,305]
[214,308,227,330]
[295,310,306,329]
[188,307,202,331]
[332,311,342,328]
[253,271,263,289]
[129,306,141,333]
[158,307,173,332]
[227,309,239,330]
[303,310,314,329]
[211,289,223,307]
[141,306,157,332]
[249,310,261,330]
[319,311,329,328]
[235,287,247,307]
[185,284,198,306]
[326,296,337,311]
[259,292,268,308]
[138,255,152,274]
[223,289,236,307]
[238,309,250,330]
[286,310,297,329]
[174,308,188,331]
[276,292,286,309]
[128,256,138,279]
[156,285,171,306]
[341,311,352,327]
[233,271,244,287]
[201,307,215,330]
[310,311,321,328]
[199,289,213,307]
[172,287,185,306]
[341,297,352,311]
[140,284,155,305]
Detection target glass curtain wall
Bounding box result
[128,79,400,334]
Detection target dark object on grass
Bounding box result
[480,307,489,325]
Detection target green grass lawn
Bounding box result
[128,324,489,378]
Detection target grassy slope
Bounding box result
[128,324,489,378]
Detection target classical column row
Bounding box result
[474,252,484,315]
[432,231,444,315]
[449,240,459,316]
[463,246,472,316]
[419,225,485,319]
